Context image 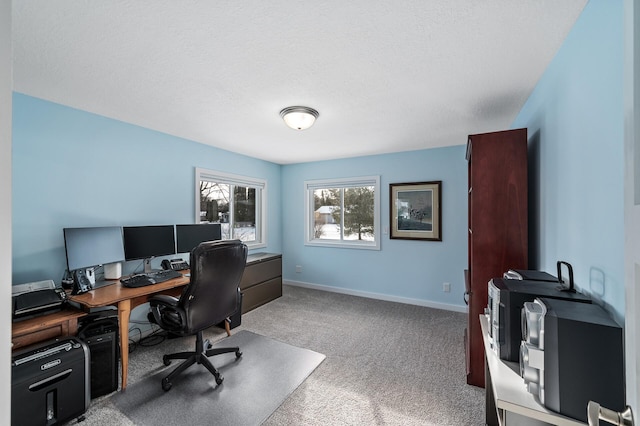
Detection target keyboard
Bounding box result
[120,269,183,288]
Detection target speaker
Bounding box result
[78,314,119,398]
[520,298,624,423]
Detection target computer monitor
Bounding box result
[175,223,222,253]
[64,226,125,272]
[122,225,176,272]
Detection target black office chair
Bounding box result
[148,239,247,391]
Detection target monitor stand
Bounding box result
[143,258,154,273]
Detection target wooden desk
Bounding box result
[12,308,87,351]
[68,274,189,390]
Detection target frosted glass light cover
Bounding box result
[280,106,319,130]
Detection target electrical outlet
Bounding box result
[443,282,451,293]
[295,265,302,273]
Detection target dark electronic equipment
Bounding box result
[520,298,624,423]
[123,225,176,273]
[175,223,222,253]
[72,269,92,295]
[77,312,119,398]
[13,289,67,319]
[63,226,125,272]
[12,337,90,426]
[12,280,67,320]
[487,277,591,362]
[504,261,575,289]
[161,258,190,271]
[61,269,74,289]
[504,269,558,282]
[120,269,182,288]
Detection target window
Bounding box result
[195,168,266,249]
[305,176,380,250]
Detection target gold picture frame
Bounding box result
[390,181,442,241]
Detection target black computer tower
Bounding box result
[12,337,90,426]
[78,313,119,398]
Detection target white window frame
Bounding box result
[195,168,267,249]
[304,176,380,250]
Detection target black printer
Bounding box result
[12,279,67,321]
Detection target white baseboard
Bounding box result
[283,279,469,314]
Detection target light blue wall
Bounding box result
[12,93,282,285]
[512,0,624,321]
[12,91,468,310]
[11,0,623,318]
[281,146,468,310]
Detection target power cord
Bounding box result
[127,321,168,353]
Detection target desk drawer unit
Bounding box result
[13,327,64,351]
[12,309,86,352]
[241,253,282,314]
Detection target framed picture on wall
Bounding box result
[390,181,442,241]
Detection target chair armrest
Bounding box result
[149,295,186,332]
[149,294,179,308]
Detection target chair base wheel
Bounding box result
[163,355,171,366]
[235,350,242,358]
[215,374,224,385]
[162,379,172,391]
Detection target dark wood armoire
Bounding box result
[465,128,528,388]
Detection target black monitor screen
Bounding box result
[176,224,222,253]
[64,226,125,271]
[122,225,176,260]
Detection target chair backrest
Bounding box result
[179,239,248,333]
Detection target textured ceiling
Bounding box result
[12,1,587,165]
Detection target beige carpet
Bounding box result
[73,284,484,426]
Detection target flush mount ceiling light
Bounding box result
[279,106,319,130]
